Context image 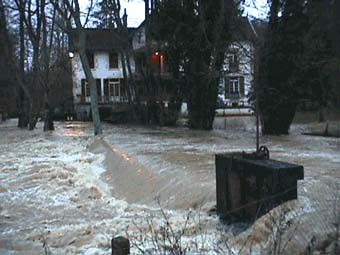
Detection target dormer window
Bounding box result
[109,52,119,69]
[228,52,239,72]
[86,52,94,69]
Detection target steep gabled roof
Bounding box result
[249,19,267,39]
[69,28,136,52]
[231,17,258,42]
[134,16,257,43]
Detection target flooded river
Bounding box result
[102,117,340,208]
[0,117,339,254]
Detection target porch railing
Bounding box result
[77,95,128,104]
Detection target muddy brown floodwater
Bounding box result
[0,117,339,254]
[103,117,340,208]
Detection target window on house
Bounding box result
[96,79,101,97]
[104,79,120,98]
[81,79,101,97]
[109,52,119,69]
[230,78,239,94]
[109,79,120,97]
[228,53,239,72]
[225,76,245,99]
[86,52,94,69]
[81,79,90,97]
[228,54,238,65]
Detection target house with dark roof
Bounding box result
[131,14,257,112]
[69,27,135,120]
[219,17,257,109]
[69,2,257,119]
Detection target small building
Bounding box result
[132,19,173,99]
[219,17,257,108]
[68,12,257,119]
[69,29,135,120]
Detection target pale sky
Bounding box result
[244,0,268,19]
[80,0,268,28]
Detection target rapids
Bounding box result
[0,117,339,254]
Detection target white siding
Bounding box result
[132,26,146,50]
[71,51,135,105]
[220,41,254,106]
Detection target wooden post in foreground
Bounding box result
[112,236,130,255]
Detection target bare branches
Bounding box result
[53,0,102,135]
[50,0,71,32]
[83,0,93,27]
[127,206,208,254]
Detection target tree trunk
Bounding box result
[186,0,226,130]
[318,105,326,123]
[17,0,30,128]
[257,0,304,135]
[42,4,55,131]
[17,90,29,128]
[1,0,33,128]
[78,48,102,135]
[27,43,40,130]
[51,0,102,134]
[261,101,297,135]
[43,97,54,131]
[125,52,136,99]
[25,0,45,131]
[187,71,218,130]
[120,52,132,104]
[70,0,102,135]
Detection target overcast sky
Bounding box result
[80,0,268,28]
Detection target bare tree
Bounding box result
[53,0,102,135]
[22,0,46,130]
[95,0,137,117]
[1,0,34,127]
[17,0,27,127]
[41,5,57,131]
[11,0,35,128]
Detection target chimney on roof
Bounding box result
[145,0,157,19]
[145,0,149,19]
[123,8,127,28]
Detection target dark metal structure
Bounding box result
[215,151,304,222]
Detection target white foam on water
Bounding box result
[1,119,339,254]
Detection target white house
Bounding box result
[69,29,136,120]
[219,17,257,108]
[69,17,257,119]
